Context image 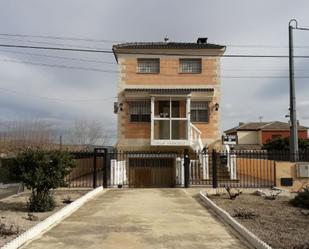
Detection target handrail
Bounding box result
[190,123,202,135]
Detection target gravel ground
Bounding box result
[0,188,90,247]
[209,193,309,249]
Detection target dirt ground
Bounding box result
[0,188,90,247]
[209,193,309,249]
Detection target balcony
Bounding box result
[150,97,203,150]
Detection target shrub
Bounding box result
[13,148,76,212]
[290,186,309,209]
[263,137,309,151]
[0,158,16,184]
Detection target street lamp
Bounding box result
[288,19,309,162]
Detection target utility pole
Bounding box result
[288,19,309,161]
[289,19,299,162]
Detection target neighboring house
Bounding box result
[224,121,308,146]
[112,38,225,152]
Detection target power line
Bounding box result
[0,44,112,53]
[226,44,309,49]
[0,86,116,102]
[0,37,109,50]
[1,57,309,78]
[0,33,309,49]
[0,58,118,73]
[0,49,116,64]
[1,50,309,72]
[2,44,309,58]
[0,33,120,43]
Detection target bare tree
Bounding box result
[0,119,55,153]
[69,120,108,146]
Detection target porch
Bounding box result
[150,96,203,150]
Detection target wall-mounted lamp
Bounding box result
[119,103,124,112]
[114,102,124,113]
[214,103,219,111]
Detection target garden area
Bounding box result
[0,189,89,247]
[209,188,309,249]
[0,148,92,247]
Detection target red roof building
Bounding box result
[224,121,308,145]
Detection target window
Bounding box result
[129,101,151,122]
[191,102,209,122]
[137,58,160,73]
[179,59,202,73]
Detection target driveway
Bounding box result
[23,189,248,249]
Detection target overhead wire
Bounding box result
[0,86,117,102]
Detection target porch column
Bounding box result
[151,96,155,141]
[186,96,191,142]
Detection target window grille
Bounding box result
[191,102,209,122]
[129,101,151,122]
[137,59,160,73]
[179,59,202,73]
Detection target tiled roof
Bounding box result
[225,121,308,134]
[113,42,225,50]
[124,88,214,94]
[238,122,270,131]
[262,121,308,130]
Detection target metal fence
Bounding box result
[65,149,309,189]
[2,149,308,189]
[181,150,274,188]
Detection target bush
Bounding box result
[290,186,309,209]
[13,148,76,212]
[0,158,16,184]
[263,137,309,151]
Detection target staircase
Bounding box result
[190,123,203,151]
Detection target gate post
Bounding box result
[212,149,218,188]
[93,148,98,188]
[184,149,190,188]
[103,148,110,188]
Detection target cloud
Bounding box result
[0,0,309,140]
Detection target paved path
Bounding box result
[23,189,248,249]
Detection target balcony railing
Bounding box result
[150,96,204,150]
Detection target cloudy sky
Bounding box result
[0,0,308,143]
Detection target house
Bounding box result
[224,121,308,146]
[112,37,226,153]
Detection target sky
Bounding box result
[0,0,308,144]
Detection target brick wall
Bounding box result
[261,130,308,144]
[116,54,221,149]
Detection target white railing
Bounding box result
[228,154,237,180]
[176,157,185,186]
[110,159,127,187]
[190,123,203,151]
[223,145,237,180]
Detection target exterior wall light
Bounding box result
[119,103,124,112]
[214,103,219,111]
[114,102,124,113]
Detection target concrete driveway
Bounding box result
[23,189,248,249]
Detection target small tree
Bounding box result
[290,186,309,209]
[13,148,75,212]
[263,137,309,151]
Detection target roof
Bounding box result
[113,42,225,50]
[124,88,214,94]
[225,121,308,134]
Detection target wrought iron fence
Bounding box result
[3,148,306,189]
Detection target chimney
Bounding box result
[197,37,207,44]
